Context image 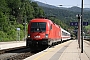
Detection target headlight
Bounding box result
[45,34,48,38]
[28,34,30,38]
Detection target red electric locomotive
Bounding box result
[26,18,71,50]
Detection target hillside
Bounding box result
[35,1,90,24]
[35,1,90,12]
[34,1,90,35]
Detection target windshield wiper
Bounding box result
[38,25,42,32]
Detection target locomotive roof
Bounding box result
[30,18,61,28]
[30,18,53,23]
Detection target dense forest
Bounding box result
[0,0,45,41]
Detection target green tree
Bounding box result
[0,0,45,41]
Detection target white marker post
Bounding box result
[17,28,20,41]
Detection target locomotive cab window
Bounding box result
[30,22,46,32]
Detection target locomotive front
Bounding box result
[26,18,50,49]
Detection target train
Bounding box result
[26,18,71,51]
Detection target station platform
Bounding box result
[0,41,26,50]
[24,40,90,60]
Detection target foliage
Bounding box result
[41,7,79,27]
[0,0,45,42]
[85,25,90,35]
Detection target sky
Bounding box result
[34,0,90,8]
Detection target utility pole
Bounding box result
[76,14,81,48]
[23,1,27,41]
[24,16,27,41]
[81,0,83,53]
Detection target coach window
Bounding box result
[50,24,52,30]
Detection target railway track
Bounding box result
[0,46,34,60]
[0,40,69,60]
[0,46,25,54]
